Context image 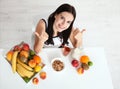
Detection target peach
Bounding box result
[77,67,84,74]
[28,59,36,68]
[6,50,13,62]
[40,72,46,79]
[32,77,39,85]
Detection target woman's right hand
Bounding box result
[34,31,48,42]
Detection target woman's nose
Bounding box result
[61,21,66,26]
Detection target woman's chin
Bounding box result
[58,29,64,32]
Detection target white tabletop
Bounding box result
[0,47,113,89]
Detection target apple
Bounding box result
[13,45,21,51]
[32,77,39,85]
[71,59,79,68]
[22,43,30,51]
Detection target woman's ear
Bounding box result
[54,14,58,19]
[54,15,56,19]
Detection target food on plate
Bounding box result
[23,77,31,83]
[28,59,36,68]
[22,43,30,51]
[13,45,22,51]
[30,49,35,56]
[5,41,45,83]
[52,59,64,71]
[33,55,41,64]
[77,67,84,74]
[19,55,28,63]
[19,50,29,58]
[6,50,13,61]
[40,72,47,79]
[11,51,19,73]
[16,63,34,78]
[34,65,42,72]
[32,77,39,85]
[71,59,80,68]
[17,59,33,71]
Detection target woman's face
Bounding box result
[53,12,74,32]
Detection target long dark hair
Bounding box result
[45,3,76,46]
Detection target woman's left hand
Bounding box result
[73,28,86,47]
[73,28,85,40]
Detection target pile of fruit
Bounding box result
[71,48,93,74]
[6,41,45,83]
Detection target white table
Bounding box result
[0,47,114,89]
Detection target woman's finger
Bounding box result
[73,29,79,35]
[34,32,40,38]
[81,29,86,33]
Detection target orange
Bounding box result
[33,55,41,64]
[6,50,13,61]
[80,55,89,64]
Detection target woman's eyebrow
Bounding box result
[60,14,73,22]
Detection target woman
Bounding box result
[34,3,85,53]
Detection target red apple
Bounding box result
[13,45,21,51]
[32,77,39,85]
[71,59,79,67]
[22,43,30,51]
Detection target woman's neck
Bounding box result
[53,25,58,37]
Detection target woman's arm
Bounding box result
[70,28,85,48]
[34,19,48,53]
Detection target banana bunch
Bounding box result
[16,63,34,78]
[16,58,34,78]
[11,51,19,73]
[10,50,35,78]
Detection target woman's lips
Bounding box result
[58,24,65,29]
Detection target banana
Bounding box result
[16,63,34,78]
[17,58,33,71]
[11,51,19,73]
[16,65,25,77]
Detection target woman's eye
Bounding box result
[67,21,71,24]
[61,16,64,19]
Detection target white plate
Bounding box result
[51,57,65,72]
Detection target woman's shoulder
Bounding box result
[35,19,47,34]
[37,19,46,25]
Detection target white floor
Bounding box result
[0,0,120,89]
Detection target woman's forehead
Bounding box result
[59,12,74,21]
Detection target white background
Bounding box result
[0,0,120,89]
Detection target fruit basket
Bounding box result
[5,41,45,83]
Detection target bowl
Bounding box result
[51,58,65,72]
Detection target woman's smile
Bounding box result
[54,12,74,32]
